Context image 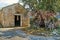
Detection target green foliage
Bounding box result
[53,17,58,22]
[19,0,60,12]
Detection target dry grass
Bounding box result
[20,27,51,36]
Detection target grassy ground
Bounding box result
[56,26,60,35]
[20,27,51,36]
[20,26,60,37]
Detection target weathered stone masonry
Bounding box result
[0,3,30,27]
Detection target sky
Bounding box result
[0,0,19,8]
[0,0,29,9]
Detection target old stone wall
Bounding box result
[0,10,3,24]
[1,3,30,27]
[2,5,15,27]
[0,11,2,24]
[22,16,30,27]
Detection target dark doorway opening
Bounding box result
[15,15,21,26]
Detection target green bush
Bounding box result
[54,17,58,22]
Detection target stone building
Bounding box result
[0,3,30,27]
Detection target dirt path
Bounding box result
[0,36,28,40]
[0,28,14,31]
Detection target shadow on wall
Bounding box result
[0,23,3,28]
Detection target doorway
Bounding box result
[15,15,21,26]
